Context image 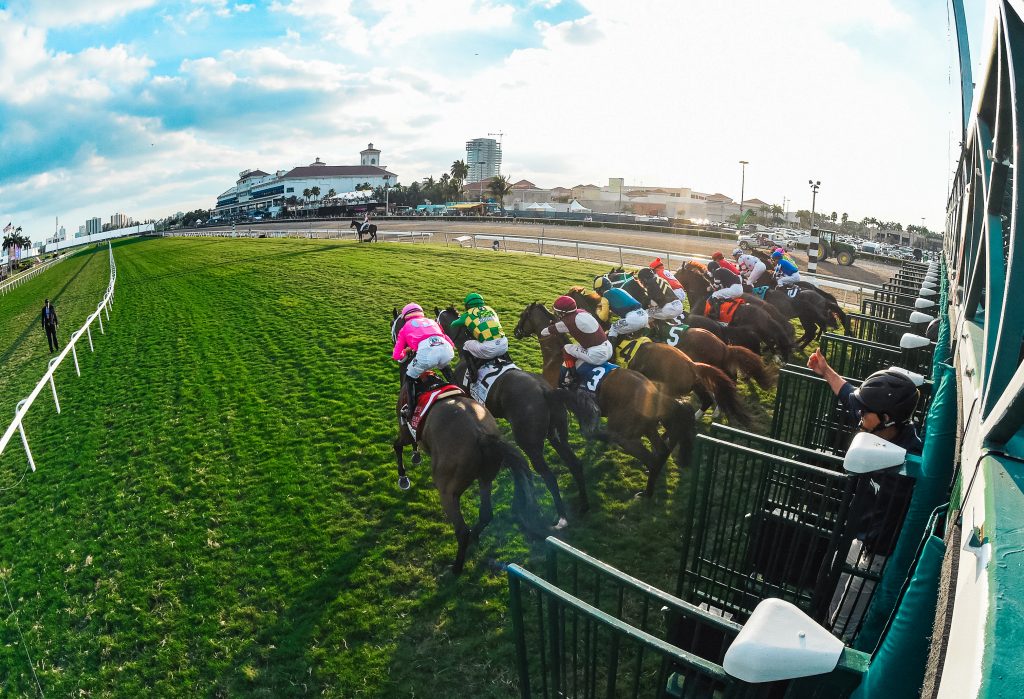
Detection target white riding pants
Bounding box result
[711,284,744,300]
[462,336,508,359]
[649,299,685,321]
[406,337,455,378]
[564,341,613,367]
[747,263,768,286]
[777,272,801,287]
[608,308,649,338]
[672,287,687,304]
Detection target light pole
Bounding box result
[808,180,821,272]
[383,175,391,216]
[738,160,749,226]
[478,161,487,207]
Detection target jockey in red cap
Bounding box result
[542,296,613,388]
[711,251,741,276]
[648,258,687,304]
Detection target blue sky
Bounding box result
[0,0,988,241]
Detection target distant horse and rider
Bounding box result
[351,218,377,243]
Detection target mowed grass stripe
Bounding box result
[0,237,763,697]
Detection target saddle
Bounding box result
[704,298,744,324]
[406,381,464,442]
[469,358,519,404]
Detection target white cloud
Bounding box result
[8,0,157,28]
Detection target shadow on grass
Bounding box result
[0,247,101,366]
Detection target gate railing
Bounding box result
[819,333,933,381]
[860,299,915,323]
[0,243,116,471]
[0,255,66,296]
[848,313,911,346]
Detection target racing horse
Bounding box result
[674,262,794,360]
[568,281,773,390]
[436,306,589,519]
[351,219,377,242]
[514,302,697,497]
[564,287,755,425]
[390,309,541,574]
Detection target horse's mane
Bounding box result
[568,285,600,301]
[685,261,708,274]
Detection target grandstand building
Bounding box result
[213,145,398,217]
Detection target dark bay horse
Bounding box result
[351,219,377,242]
[436,306,588,519]
[742,276,851,351]
[514,303,697,497]
[565,288,754,425]
[674,262,794,360]
[390,310,540,574]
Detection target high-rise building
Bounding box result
[77,225,86,238]
[109,213,133,229]
[465,138,502,182]
[86,217,102,237]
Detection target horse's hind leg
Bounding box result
[470,480,494,542]
[548,417,590,513]
[796,317,816,351]
[519,433,569,528]
[609,432,661,498]
[439,489,472,575]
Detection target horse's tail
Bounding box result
[725,345,776,390]
[482,434,544,539]
[659,397,697,470]
[693,362,752,428]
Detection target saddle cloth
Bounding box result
[614,337,651,367]
[653,322,689,347]
[575,361,619,393]
[751,286,770,301]
[704,298,744,324]
[785,286,800,298]
[470,360,519,404]
[408,383,464,441]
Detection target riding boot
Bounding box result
[401,376,420,419]
[558,365,573,390]
[440,365,456,385]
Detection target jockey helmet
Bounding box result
[853,370,921,426]
[594,276,612,294]
[732,247,743,257]
[553,295,577,314]
[463,292,485,308]
[771,250,784,260]
[648,258,664,270]
[707,260,720,273]
[711,251,725,261]
[400,302,423,318]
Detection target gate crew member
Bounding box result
[594,276,648,337]
[541,295,613,387]
[648,258,687,305]
[392,303,456,416]
[450,292,508,383]
[771,249,802,288]
[705,260,744,319]
[637,267,684,321]
[733,247,769,287]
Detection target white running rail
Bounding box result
[0,255,67,296]
[0,243,117,471]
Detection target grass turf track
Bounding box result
[0,236,780,697]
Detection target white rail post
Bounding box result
[97,306,104,334]
[47,358,61,413]
[15,401,36,472]
[71,339,80,376]
[86,326,94,351]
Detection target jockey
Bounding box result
[772,250,802,287]
[541,295,613,387]
[711,251,741,276]
[392,302,456,417]
[649,258,686,304]
[637,267,684,322]
[451,292,509,383]
[594,276,649,338]
[706,260,744,320]
[732,247,768,287]
[359,211,371,234]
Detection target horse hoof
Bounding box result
[411,451,422,465]
[554,517,569,530]
[398,476,411,491]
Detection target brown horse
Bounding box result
[390,310,540,574]
[436,306,589,518]
[565,288,755,425]
[514,302,696,497]
[673,262,794,360]
[668,327,775,390]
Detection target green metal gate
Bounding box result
[819,333,933,380]
[849,313,911,346]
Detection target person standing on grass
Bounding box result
[41,298,59,353]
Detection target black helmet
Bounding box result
[706,260,720,273]
[853,370,920,426]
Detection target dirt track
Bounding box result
[196,219,897,286]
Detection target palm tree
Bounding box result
[326,188,336,203]
[311,186,321,207]
[487,174,514,208]
[450,160,469,188]
[303,188,311,205]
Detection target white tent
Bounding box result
[526,202,555,211]
[568,199,592,213]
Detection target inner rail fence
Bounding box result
[0,242,117,472]
[0,255,68,296]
